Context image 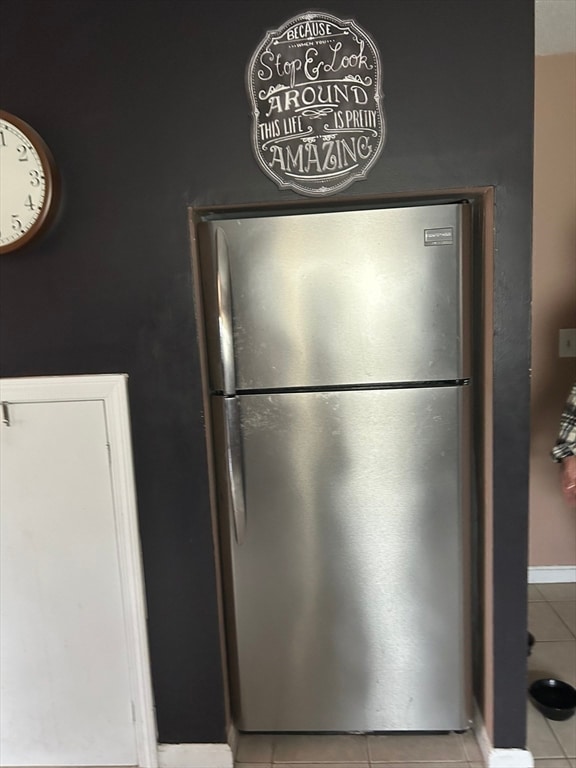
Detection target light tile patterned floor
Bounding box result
[235,730,483,766]
[527,583,576,763]
[234,583,576,767]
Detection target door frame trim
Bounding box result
[189,188,494,737]
[0,374,158,768]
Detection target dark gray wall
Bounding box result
[0,0,533,747]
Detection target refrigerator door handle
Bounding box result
[224,396,246,545]
[216,227,236,396]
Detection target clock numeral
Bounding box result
[17,144,29,161]
[0,131,6,147]
[24,195,35,211]
[11,215,23,231]
[29,170,41,187]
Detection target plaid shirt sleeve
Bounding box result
[551,383,576,462]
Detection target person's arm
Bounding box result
[552,383,576,505]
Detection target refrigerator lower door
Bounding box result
[218,386,471,732]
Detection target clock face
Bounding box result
[0,112,57,254]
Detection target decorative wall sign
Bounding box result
[247,12,385,197]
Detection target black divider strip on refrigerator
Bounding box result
[234,379,471,396]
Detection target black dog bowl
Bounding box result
[529,678,576,721]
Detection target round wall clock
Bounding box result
[0,111,59,254]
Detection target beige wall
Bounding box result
[530,53,576,566]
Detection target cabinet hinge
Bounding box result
[1,402,11,427]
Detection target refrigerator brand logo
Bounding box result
[424,227,454,246]
[246,12,385,197]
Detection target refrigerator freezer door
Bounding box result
[199,204,470,392]
[221,386,471,732]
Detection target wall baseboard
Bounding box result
[227,722,238,759]
[475,706,534,768]
[528,565,576,583]
[486,748,535,768]
[158,743,233,768]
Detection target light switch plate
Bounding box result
[559,328,576,358]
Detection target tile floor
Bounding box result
[527,582,576,764]
[234,582,576,768]
[234,730,484,768]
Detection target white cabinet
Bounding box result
[0,376,156,767]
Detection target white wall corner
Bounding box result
[157,743,233,768]
[475,706,534,768]
[528,565,576,583]
[488,748,535,768]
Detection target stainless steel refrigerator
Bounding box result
[196,203,472,733]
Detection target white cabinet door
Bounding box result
[1,398,138,765]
